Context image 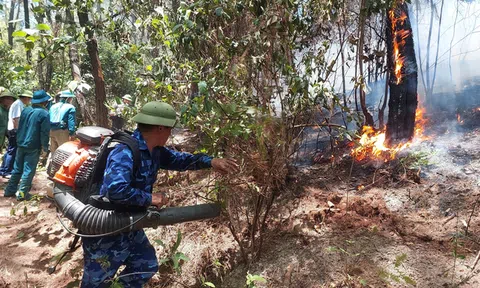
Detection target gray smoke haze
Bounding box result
[412,0,480,97]
[329,1,480,109]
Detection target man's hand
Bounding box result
[151,192,168,208]
[211,158,240,174]
[69,135,76,141]
[41,150,49,159]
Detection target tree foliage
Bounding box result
[0,0,426,266]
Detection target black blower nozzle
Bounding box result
[53,184,221,236]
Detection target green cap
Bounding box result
[132,101,177,127]
[0,89,17,99]
[122,94,133,102]
[20,90,33,98]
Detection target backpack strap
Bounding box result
[112,131,141,175]
[90,131,141,186]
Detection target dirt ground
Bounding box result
[2,125,480,287]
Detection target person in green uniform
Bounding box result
[4,90,51,201]
[0,90,17,153]
[109,94,133,132]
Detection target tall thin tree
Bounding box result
[77,2,108,127]
[358,0,375,127]
[23,0,31,62]
[7,0,15,46]
[430,0,445,95]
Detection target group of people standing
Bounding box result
[0,88,134,201]
[0,88,76,200]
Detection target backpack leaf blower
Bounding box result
[48,126,221,237]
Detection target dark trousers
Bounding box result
[111,116,125,132]
[0,130,17,176]
[81,230,158,287]
[4,147,41,198]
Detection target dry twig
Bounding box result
[471,250,480,271]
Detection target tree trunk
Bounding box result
[37,60,53,91]
[171,0,180,21]
[449,0,459,81]
[385,2,418,145]
[77,8,108,127]
[338,23,347,108]
[8,0,16,46]
[23,0,31,63]
[431,0,444,94]
[375,15,384,83]
[415,0,427,97]
[424,0,435,101]
[33,6,53,91]
[378,70,389,129]
[358,0,374,127]
[341,0,347,109]
[66,9,94,125]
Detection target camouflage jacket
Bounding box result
[99,129,212,207]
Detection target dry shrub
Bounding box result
[219,117,289,264]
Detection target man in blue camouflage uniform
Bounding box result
[81,101,238,287]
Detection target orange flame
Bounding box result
[414,105,427,137]
[389,9,410,85]
[351,105,428,162]
[350,6,426,162]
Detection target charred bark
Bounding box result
[77,8,108,127]
[385,3,418,145]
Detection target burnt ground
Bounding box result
[2,124,480,287]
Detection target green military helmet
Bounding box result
[122,94,133,102]
[20,90,33,98]
[132,101,177,127]
[0,89,18,99]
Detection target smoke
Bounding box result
[411,0,480,103]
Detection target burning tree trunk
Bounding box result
[385,2,418,145]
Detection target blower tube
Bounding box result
[53,184,221,236]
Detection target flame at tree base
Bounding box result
[351,106,428,162]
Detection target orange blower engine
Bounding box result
[52,141,90,188]
[48,126,115,203]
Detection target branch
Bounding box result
[293,123,345,129]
